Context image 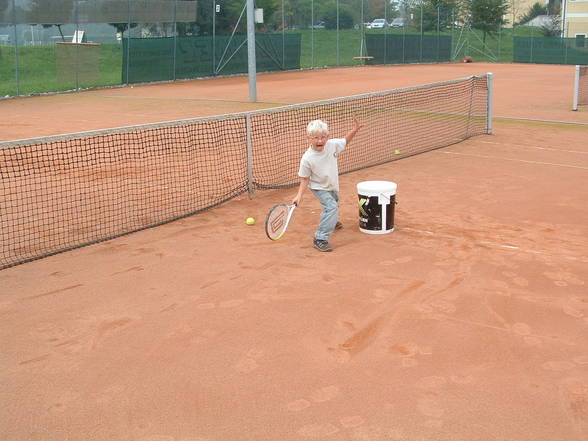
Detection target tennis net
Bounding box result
[573,65,588,111]
[0,74,492,269]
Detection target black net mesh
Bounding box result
[0,75,489,269]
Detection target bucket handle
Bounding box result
[378,192,398,204]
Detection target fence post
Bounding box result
[74,0,79,90]
[530,29,534,63]
[487,72,494,134]
[420,4,423,62]
[246,0,257,102]
[282,0,286,69]
[246,114,255,198]
[384,0,388,64]
[213,0,216,74]
[311,0,314,68]
[336,0,340,66]
[125,0,131,84]
[437,6,440,63]
[573,65,580,111]
[11,0,19,96]
[173,0,178,81]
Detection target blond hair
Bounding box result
[306,120,329,136]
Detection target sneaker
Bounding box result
[335,221,343,231]
[313,239,333,252]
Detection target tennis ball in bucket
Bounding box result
[246,217,255,225]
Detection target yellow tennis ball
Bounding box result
[394,149,401,155]
[246,217,255,225]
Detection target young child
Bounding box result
[292,118,362,252]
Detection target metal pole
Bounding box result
[530,26,534,63]
[360,0,364,58]
[384,0,388,64]
[126,0,131,84]
[498,22,501,61]
[562,0,568,38]
[246,0,257,102]
[451,8,454,59]
[402,9,405,63]
[75,0,79,90]
[487,72,494,134]
[311,0,314,68]
[212,0,216,74]
[11,0,19,96]
[437,6,440,62]
[173,0,177,81]
[573,65,580,111]
[336,0,339,66]
[420,4,423,62]
[282,0,285,69]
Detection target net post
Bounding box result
[486,72,494,135]
[573,65,580,111]
[246,114,255,198]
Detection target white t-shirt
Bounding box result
[298,138,346,191]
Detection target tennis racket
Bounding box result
[265,203,297,241]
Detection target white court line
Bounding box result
[495,116,588,126]
[438,151,588,170]
[94,95,288,105]
[400,227,588,263]
[479,140,588,155]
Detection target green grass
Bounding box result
[451,25,538,63]
[0,43,121,97]
[288,28,366,67]
[291,25,540,67]
[0,26,558,98]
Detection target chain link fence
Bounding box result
[1,0,587,97]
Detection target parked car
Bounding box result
[311,21,325,29]
[367,19,388,29]
[390,18,405,27]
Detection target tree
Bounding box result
[0,0,8,60]
[277,0,313,30]
[547,0,561,15]
[517,2,546,25]
[421,0,458,32]
[42,23,65,42]
[29,0,73,42]
[184,0,215,36]
[109,22,139,38]
[541,14,561,37]
[1,0,9,23]
[469,0,509,42]
[200,0,279,34]
[323,6,354,29]
[508,0,524,29]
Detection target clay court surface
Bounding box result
[1,63,588,441]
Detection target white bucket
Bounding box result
[357,181,397,234]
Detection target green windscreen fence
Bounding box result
[365,34,452,65]
[513,37,588,65]
[122,34,302,83]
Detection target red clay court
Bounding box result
[1,63,588,441]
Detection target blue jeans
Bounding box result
[311,190,339,242]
